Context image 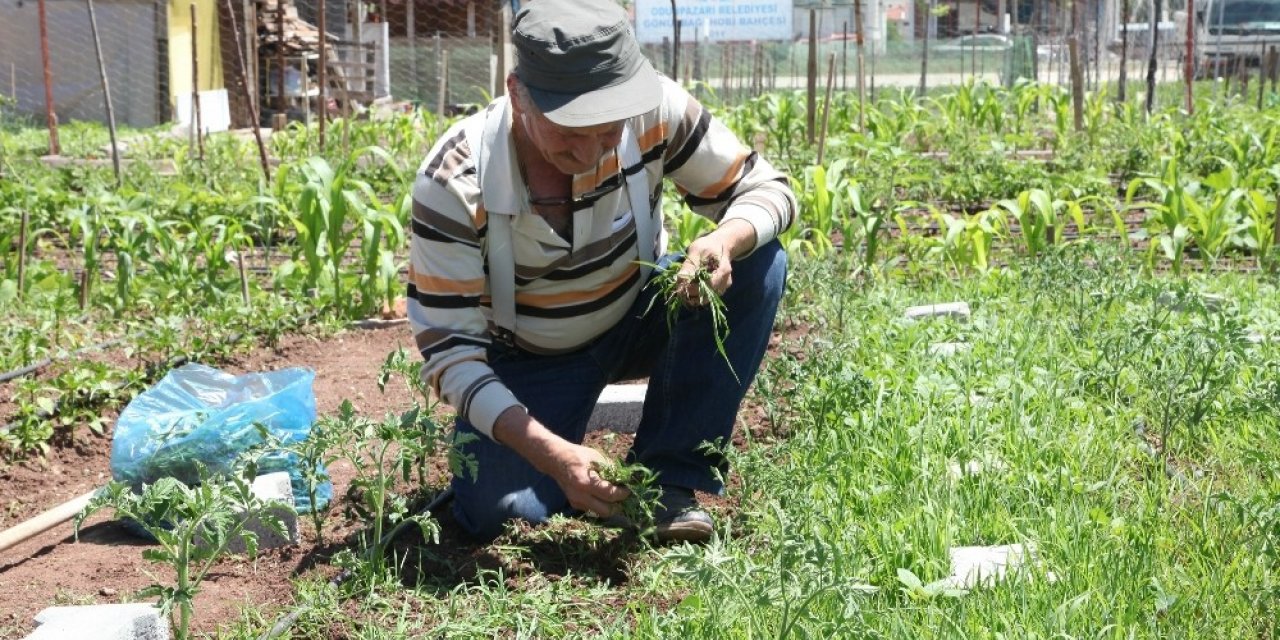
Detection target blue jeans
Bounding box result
[450,240,788,540]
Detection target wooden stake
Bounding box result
[238,246,251,306]
[671,5,680,80]
[223,0,271,183]
[79,268,89,311]
[919,0,933,98]
[1119,0,1129,103]
[17,210,28,302]
[1069,35,1083,131]
[86,0,121,188]
[0,490,96,554]
[1146,0,1162,113]
[276,0,286,112]
[37,0,59,156]
[807,9,817,145]
[437,48,449,123]
[855,0,866,133]
[1185,0,1195,114]
[818,53,836,165]
[191,3,204,160]
[318,0,327,150]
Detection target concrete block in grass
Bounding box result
[904,302,971,321]
[944,543,1056,589]
[27,603,169,640]
[587,383,646,434]
[929,342,971,357]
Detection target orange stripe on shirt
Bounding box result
[410,266,485,295]
[696,150,748,199]
[514,263,638,307]
[637,122,666,153]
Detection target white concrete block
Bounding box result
[946,455,1008,480]
[587,383,647,434]
[27,603,169,640]
[944,543,1055,589]
[929,342,971,357]
[199,472,298,554]
[905,302,971,321]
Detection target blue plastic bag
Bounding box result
[110,363,332,513]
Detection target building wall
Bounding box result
[0,0,164,127]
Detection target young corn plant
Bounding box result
[74,464,291,640]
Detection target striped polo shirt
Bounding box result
[408,76,796,439]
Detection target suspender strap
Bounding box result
[620,124,655,280]
[482,117,653,346]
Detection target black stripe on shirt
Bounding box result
[408,283,482,309]
[664,108,711,174]
[515,267,641,319]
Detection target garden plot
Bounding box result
[6,78,1280,637]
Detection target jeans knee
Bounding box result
[452,485,554,540]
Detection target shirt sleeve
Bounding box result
[407,125,523,440]
[657,78,797,253]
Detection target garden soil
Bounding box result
[0,322,793,638]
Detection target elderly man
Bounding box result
[408,0,795,542]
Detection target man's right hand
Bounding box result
[492,405,631,518]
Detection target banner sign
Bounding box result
[634,0,793,43]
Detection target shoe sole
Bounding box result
[654,520,713,543]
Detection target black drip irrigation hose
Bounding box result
[0,309,322,436]
[257,487,456,640]
[0,336,126,384]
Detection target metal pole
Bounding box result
[86,0,122,187]
[191,3,205,160]
[37,0,60,156]
[224,0,272,182]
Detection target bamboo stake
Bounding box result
[818,53,836,165]
[0,490,97,554]
[86,0,121,188]
[191,3,205,160]
[223,0,272,183]
[37,0,59,156]
[17,210,28,302]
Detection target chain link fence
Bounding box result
[3,0,1278,138]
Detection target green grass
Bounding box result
[203,244,1280,638]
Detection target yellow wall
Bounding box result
[168,0,224,112]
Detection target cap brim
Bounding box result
[525,62,661,127]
